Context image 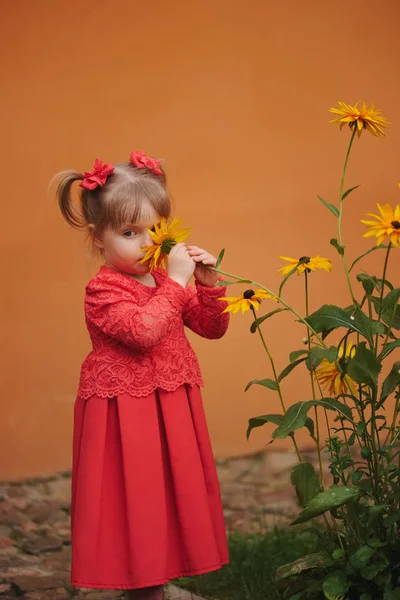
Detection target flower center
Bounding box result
[299,256,311,263]
[161,238,176,253]
[391,220,400,230]
[243,289,255,299]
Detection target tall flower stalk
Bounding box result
[304,271,324,486]
[250,304,303,463]
[207,101,400,598]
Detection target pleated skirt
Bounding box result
[70,384,229,589]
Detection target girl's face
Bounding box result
[94,201,160,276]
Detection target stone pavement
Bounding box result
[0,449,323,599]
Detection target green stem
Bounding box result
[305,272,324,487]
[338,127,357,305]
[212,266,353,400]
[383,387,400,454]
[368,244,392,485]
[211,266,325,346]
[375,242,392,352]
[315,378,338,485]
[331,515,346,553]
[250,306,302,464]
[357,386,379,493]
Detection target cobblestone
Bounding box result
[0,449,320,597]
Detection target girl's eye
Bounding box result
[123,230,136,237]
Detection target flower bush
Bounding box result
[212,102,400,600]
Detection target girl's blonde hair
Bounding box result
[54,160,171,235]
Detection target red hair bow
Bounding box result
[80,159,114,190]
[130,150,162,176]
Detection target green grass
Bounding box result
[173,528,317,600]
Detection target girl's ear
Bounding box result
[88,224,104,249]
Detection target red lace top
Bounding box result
[77,265,230,399]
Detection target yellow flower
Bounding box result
[361,203,400,247]
[329,101,388,137]
[140,217,191,271]
[278,255,332,277]
[315,342,357,397]
[220,289,278,315]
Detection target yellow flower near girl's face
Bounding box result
[278,255,332,277]
[361,203,400,247]
[140,217,191,271]
[220,289,278,315]
[329,101,388,137]
[315,342,357,397]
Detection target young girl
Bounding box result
[55,151,230,600]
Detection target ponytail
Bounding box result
[53,170,86,229]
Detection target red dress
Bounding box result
[70,266,230,590]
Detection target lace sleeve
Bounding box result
[182,280,230,339]
[85,276,188,351]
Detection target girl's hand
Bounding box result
[187,246,218,287]
[168,243,196,287]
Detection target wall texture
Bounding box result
[1,0,399,479]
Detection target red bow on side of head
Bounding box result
[80,159,114,190]
[130,150,163,176]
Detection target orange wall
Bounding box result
[1,0,399,480]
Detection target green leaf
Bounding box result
[246,414,282,440]
[361,447,371,459]
[305,305,367,339]
[349,545,375,569]
[278,357,307,382]
[356,422,366,436]
[290,349,309,363]
[317,195,340,218]
[352,470,364,485]
[304,417,316,439]
[291,485,359,525]
[342,184,360,200]
[357,273,376,295]
[380,339,400,360]
[347,342,382,388]
[312,398,353,421]
[383,288,400,330]
[332,548,345,561]
[308,346,338,369]
[321,305,354,340]
[361,561,386,580]
[367,539,388,548]
[353,306,385,347]
[245,378,278,392]
[371,288,400,330]
[383,588,400,600]
[250,308,287,333]
[276,552,333,579]
[215,248,225,268]
[272,402,309,439]
[272,398,352,439]
[330,238,345,256]
[379,361,400,404]
[368,504,389,523]
[290,463,320,507]
[323,571,350,596]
